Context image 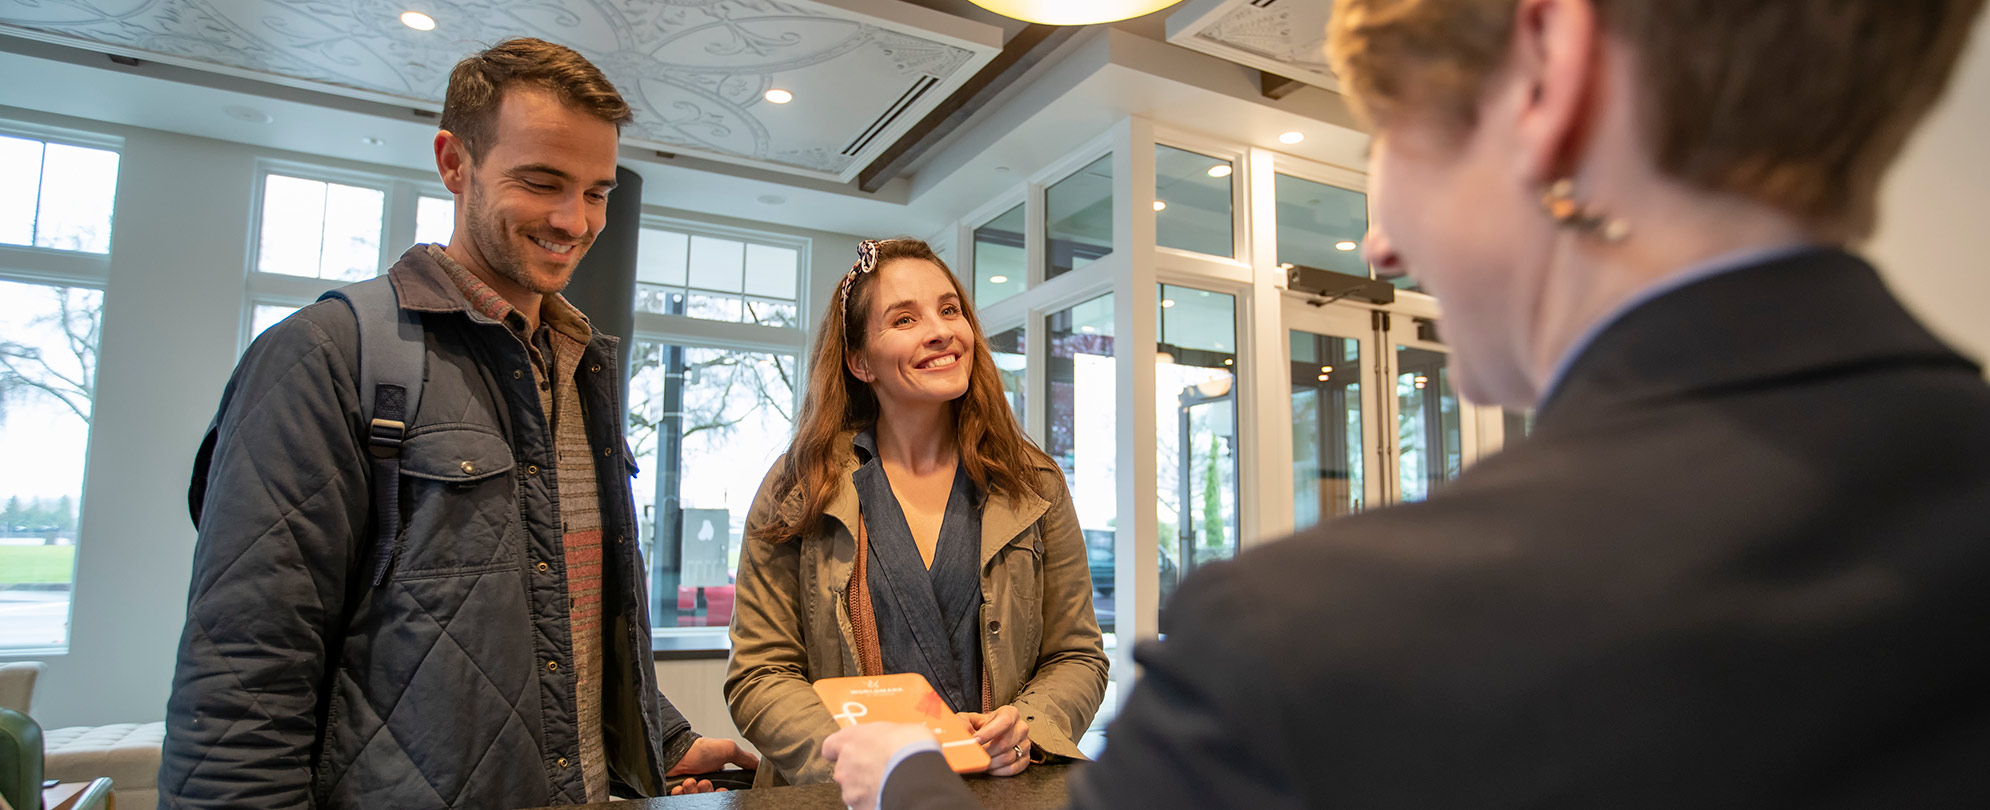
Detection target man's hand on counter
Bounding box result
[668,737,762,794]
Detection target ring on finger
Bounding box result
[1012,743,1024,761]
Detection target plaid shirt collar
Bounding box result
[425,244,593,345]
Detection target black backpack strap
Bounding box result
[320,276,425,587]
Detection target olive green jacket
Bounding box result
[724,435,1109,787]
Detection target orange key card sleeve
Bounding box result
[813,672,992,774]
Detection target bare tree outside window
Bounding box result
[0,279,103,651]
[627,340,797,630]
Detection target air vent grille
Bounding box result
[842,76,939,158]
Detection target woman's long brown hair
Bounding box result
[749,238,1059,543]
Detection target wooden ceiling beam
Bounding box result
[1261,71,1305,100]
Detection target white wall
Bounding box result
[0,104,865,731]
[1867,12,1990,366]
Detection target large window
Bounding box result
[244,168,447,349]
[0,278,104,652]
[254,173,386,281]
[628,221,808,635]
[1047,294,1116,637]
[635,226,801,328]
[0,133,120,254]
[628,342,797,629]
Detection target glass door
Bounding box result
[1157,284,1240,632]
[1383,315,1476,504]
[1282,299,1381,532]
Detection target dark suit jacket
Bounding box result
[882,248,1990,809]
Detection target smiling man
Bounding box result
[161,39,754,809]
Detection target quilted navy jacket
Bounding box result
[161,246,696,808]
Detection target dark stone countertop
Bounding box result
[545,763,1078,810]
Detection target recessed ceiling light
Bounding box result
[1161,299,1176,308]
[1207,165,1232,178]
[1279,131,1305,144]
[988,275,1009,284]
[1152,200,1167,211]
[1079,325,1096,333]
[764,89,793,104]
[400,11,436,30]
[1335,240,1358,251]
[223,105,272,124]
[360,136,384,146]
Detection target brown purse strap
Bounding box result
[847,512,884,677]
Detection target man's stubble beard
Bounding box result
[463,177,573,296]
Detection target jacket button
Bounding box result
[602,447,613,457]
[513,369,523,380]
[460,461,476,474]
[616,533,625,544]
[987,620,1001,635]
[546,660,559,672]
[590,363,602,373]
[536,562,550,573]
[557,757,568,768]
[526,464,539,475]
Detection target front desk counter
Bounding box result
[546,763,1078,810]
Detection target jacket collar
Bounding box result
[386,244,615,347]
[817,429,1054,568]
[1538,247,1978,427]
[386,244,488,320]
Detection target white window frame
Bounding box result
[241,161,444,352]
[0,121,124,267]
[0,119,121,655]
[631,215,809,644]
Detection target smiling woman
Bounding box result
[725,238,1108,789]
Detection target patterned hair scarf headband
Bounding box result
[840,239,884,322]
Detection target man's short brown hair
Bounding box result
[1328,0,1986,238]
[440,37,634,162]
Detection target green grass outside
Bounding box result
[0,545,76,584]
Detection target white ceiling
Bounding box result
[0,0,1002,182]
[0,1,1371,239]
[1168,0,1336,91]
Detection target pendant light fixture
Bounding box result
[967,0,1186,26]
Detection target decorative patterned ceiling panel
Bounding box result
[1165,0,1336,92]
[0,0,1001,181]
